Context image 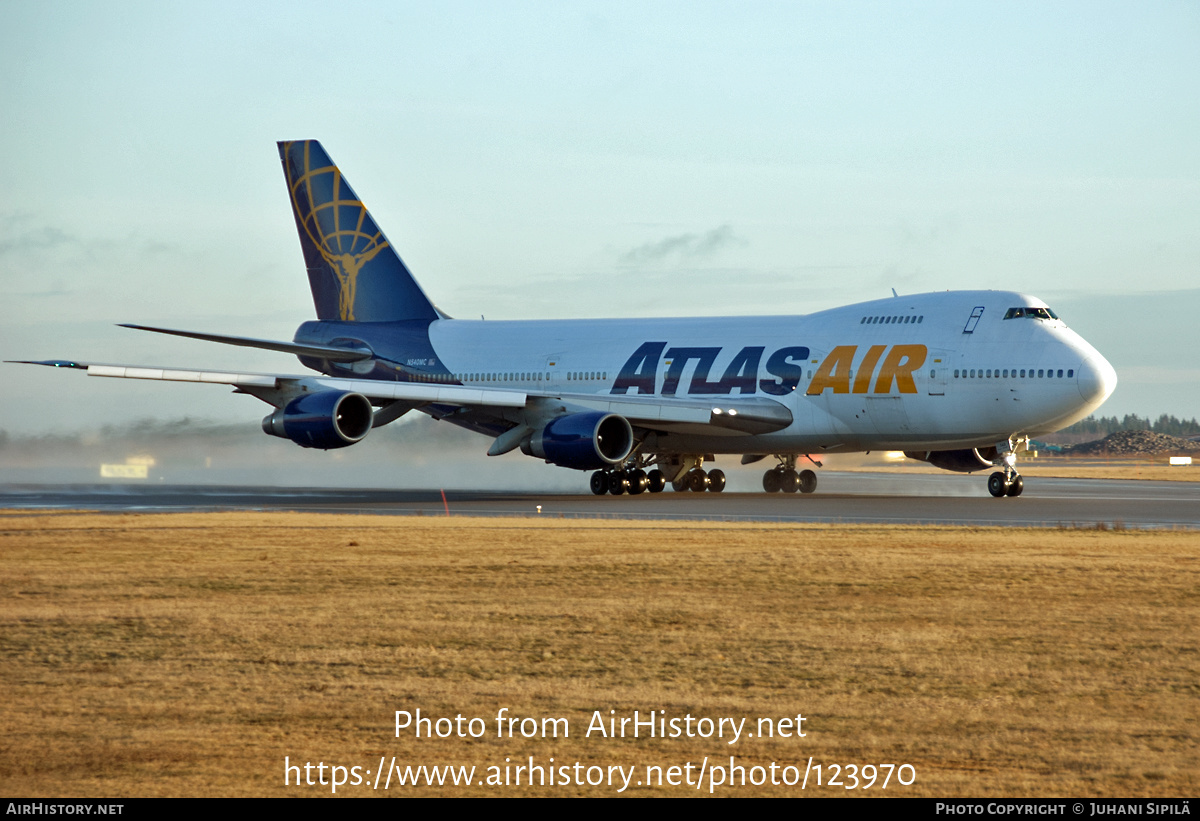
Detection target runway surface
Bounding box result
[3,472,1199,528]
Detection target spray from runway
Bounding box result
[0,416,975,494]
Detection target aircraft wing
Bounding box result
[11,360,527,408]
[12,360,791,434]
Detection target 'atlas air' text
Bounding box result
[610,343,928,397]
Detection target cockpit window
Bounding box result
[1004,307,1058,320]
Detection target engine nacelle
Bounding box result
[262,391,373,449]
[522,412,634,470]
[904,447,999,473]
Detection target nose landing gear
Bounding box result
[987,470,1024,497]
[986,440,1025,497]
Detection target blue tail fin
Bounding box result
[278,140,442,322]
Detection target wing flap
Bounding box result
[553,393,793,434]
[87,364,279,387]
[305,377,525,407]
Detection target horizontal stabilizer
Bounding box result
[118,324,374,362]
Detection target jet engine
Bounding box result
[903,447,999,473]
[262,391,373,449]
[521,412,634,470]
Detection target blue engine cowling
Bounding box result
[262,391,373,449]
[903,447,999,473]
[522,412,634,470]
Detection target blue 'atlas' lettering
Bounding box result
[713,346,763,394]
[662,347,721,396]
[760,346,809,395]
[611,341,666,395]
[610,342,811,397]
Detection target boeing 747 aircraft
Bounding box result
[15,140,1117,497]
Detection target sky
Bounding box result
[1,0,1198,435]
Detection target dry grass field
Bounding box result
[1016,461,1199,482]
[1,512,1196,797]
[843,458,1199,483]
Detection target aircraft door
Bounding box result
[927,350,949,396]
[545,353,565,391]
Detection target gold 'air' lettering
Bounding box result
[872,344,927,394]
[852,345,887,394]
[806,346,857,395]
[806,344,929,395]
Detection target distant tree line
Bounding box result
[1064,414,1200,437]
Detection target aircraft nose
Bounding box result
[1077,353,1117,407]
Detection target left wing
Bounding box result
[11,359,792,435]
[10,359,526,408]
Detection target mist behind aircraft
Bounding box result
[0,413,931,491]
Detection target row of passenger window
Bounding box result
[459,372,547,383]
[954,368,1074,379]
[451,371,608,383]
[860,315,924,325]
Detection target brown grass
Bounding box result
[1,513,1196,797]
[842,458,1199,482]
[1015,461,1199,482]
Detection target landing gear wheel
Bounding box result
[798,469,817,494]
[763,469,781,493]
[687,469,710,493]
[627,468,649,495]
[671,476,688,492]
[987,472,1008,498]
[590,471,609,496]
[780,469,800,493]
[1005,475,1024,497]
[609,470,629,496]
[647,469,666,493]
[707,469,726,493]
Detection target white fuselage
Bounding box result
[425,289,1116,454]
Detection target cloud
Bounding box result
[619,224,747,265]
[0,224,80,257]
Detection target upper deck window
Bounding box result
[1004,307,1059,321]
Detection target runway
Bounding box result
[4,472,1199,528]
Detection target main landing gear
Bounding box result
[659,454,725,493]
[670,468,726,493]
[591,456,727,495]
[590,466,668,496]
[761,455,817,494]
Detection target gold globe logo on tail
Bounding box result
[285,142,389,321]
[323,241,388,322]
